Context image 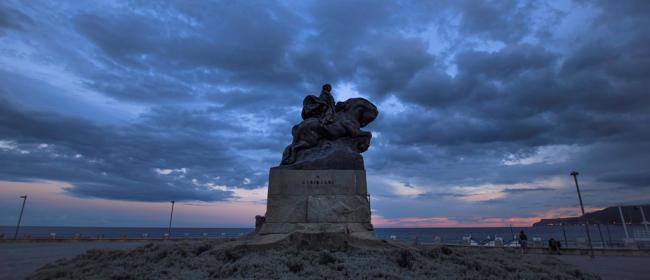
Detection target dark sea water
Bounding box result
[3,224,648,247]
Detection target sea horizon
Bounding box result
[4,224,643,246]
[2,224,541,229]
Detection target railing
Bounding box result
[382,234,650,250]
[0,231,248,241]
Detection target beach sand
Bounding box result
[24,233,600,279]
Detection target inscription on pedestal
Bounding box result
[302,174,334,185]
[268,169,366,195]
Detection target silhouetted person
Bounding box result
[548,238,560,254]
[519,230,528,253]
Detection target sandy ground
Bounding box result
[0,242,143,280]
[555,255,650,280]
[7,236,648,279]
[22,233,601,279]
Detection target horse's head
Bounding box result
[335,98,378,127]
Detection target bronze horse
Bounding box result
[281,97,378,165]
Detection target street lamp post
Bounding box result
[639,206,649,235]
[561,222,568,248]
[13,195,27,240]
[619,206,630,239]
[570,171,595,258]
[168,201,175,238]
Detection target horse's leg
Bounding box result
[282,124,305,164]
[355,130,372,152]
[282,140,314,164]
[281,145,294,164]
[291,140,313,155]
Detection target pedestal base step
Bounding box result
[258,222,373,235]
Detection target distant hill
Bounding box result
[533,205,650,226]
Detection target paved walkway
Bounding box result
[0,242,143,280]
[555,255,650,280]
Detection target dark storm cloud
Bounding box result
[139,106,241,132]
[453,0,535,43]
[1,0,649,217]
[287,1,437,98]
[341,35,435,99]
[0,2,32,31]
[455,44,557,80]
[86,71,196,103]
[502,187,554,193]
[598,172,650,189]
[384,33,650,149]
[372,108,554,152]
[0,98,267,201]
[72,1,303,103]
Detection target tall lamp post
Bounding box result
[13,195,27,240]
[639,206,649,235]
[168,200,175,238]
[570,171,595,258]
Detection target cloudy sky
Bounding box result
[1,0,649,228]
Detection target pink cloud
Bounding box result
[372,207,605,228]
[0,180,264,227]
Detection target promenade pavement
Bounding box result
[555,255,650,280]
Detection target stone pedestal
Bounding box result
[258,169,373,236]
